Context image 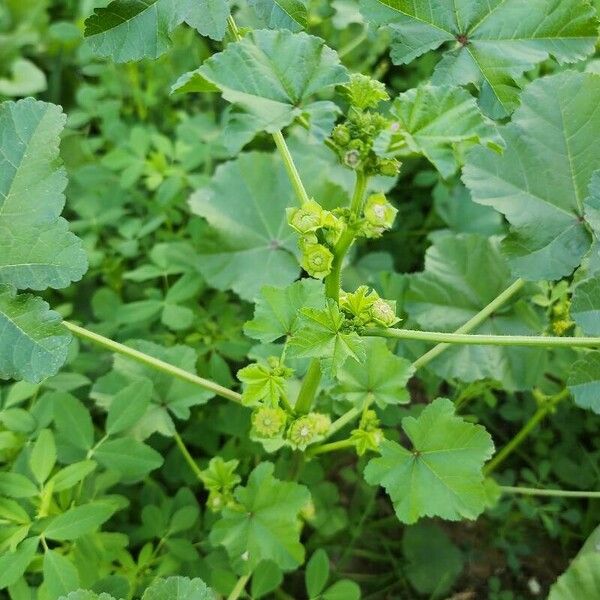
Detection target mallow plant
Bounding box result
[2,0,600,598]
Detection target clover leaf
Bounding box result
[364,398,494,524]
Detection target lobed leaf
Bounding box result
[248,0,309,31]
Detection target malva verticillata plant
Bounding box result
[3,0,600,598]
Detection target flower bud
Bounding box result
[287,199,325,234]
[332,124,351,146]
[378,158,401,177]
[300,242,334,279]
[344,149,361,169]
[309,412,331,436]
[364,193,397,229]
[251,406,287,438]
[370,298,399,327]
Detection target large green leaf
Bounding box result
[84,0,230,62]
[548,553,600,600]
[364,398,494,524]
[464,72,600,280]
[0,537,39,590]
[190,30,348,132]
[388,85,499,177]
[0,99,86,291]
[189,152,300,301]
[333,338,414,408]
[248,0,309,31]
[405,234,547,391]
[0,285,71,383]
[210,462,310,570]
[360,0,598,116]
[571,276,600,335]
[142,577,216,600]
[567,352,600,414]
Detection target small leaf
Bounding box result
[334,338,414,408]
[305,549,330,598]
[567,352,600,414]
[43,550,80,599]
[322,580,360,600]
[29,429,56,485]
[248,0,309,31]
[141,576,216,600]
[44,503,116,541]
[251,561,283,599]
[106,380,153,435]
[364,398,494,524]
[53,393,94,452]
[48,461,97,492]
[571,276,600,335]
[94,438,164,481]
[244,280,326,343]
[0,537,39,590]
[0,472,38,498]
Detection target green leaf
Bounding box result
[53,394,94,452]
[184,0,230,41]
[29,429,56,485]
[48,461,97,492]
[287,299,366,377]
[189,153,300,301]
[94,438,163,481]
[333,338,414,408]
[0,99,87,291]
[244,280,325,343]
[364,398,494,524]
[584,170,600,233]
[406,234,547,391]
[0,537,39,590]
[548,553,600,600]
[322,580,360,600]
[572,276,600,335]
[106,380,153,435]
[463,72,600,280]
[210,462,311,570]
[193,30,348,133]
[249,0,309,31]
[360,0,598,116]
[305,549,330,598]
[567,352,600,414]
[389,85,500,177]
[402,522,463,597]
[141,576,216,600]
[0,472,38,498]
[58,592,117,600]
[43,550,80,599]
[251,561,283,599]
[0,285,71,384]
[44,503,116,541]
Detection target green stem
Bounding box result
[500,486,600,499]
[484,389,568,475]
[227,15,242,41]
[366,328,600,349]
[307,437,355,457]
[273,130,311,205]
[227,574,250,600]
[412,278,525,370]
[324,407,361,440]
[324,171,368,301]
[294,359,321,414]
[63,322,242,404]
[173,432,203,481]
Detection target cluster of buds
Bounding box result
[199,457,241,513]
[330,74,401,178]
[286,412,331,450]
[339,285,399,328]
[350,410,384,455]
[551,297,574,336]
[287,199,344,279]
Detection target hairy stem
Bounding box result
[366,328,600,349]
[411,278,525,370]
[63,322,242,404]
[500,486,600,499]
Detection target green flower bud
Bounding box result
[206,491,226,512]
[350,428,384,456]
[344,149,361,169]
[287,199,325,234]
[309,412,331,436]
[300,242,334,279]
[370,298,399,327]
[332,124,351,146]
[343,74,389,111]
[364,193,398,229]
[340,285,378,322]
[251,406,287,438]
[378,158,401,177]
[287,415,319,449]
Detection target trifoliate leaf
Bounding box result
[142,576,216,600]
[360,0,598,116]
[548,553,600,600]
[0,98,87,290]
[571,276,600,335]
[190,30,348,133]
[406,234,547,391]
[463,72,600,280]
[389,85,500,178]
[364,398,494,524]
[0,285,71,383]
[189,153,300,301]
[249,0,309,31]
[567,352,600,414]
[333,338,414,408]
[287,300,366,377]
[210,462,311,570]
[244,279,326,343]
